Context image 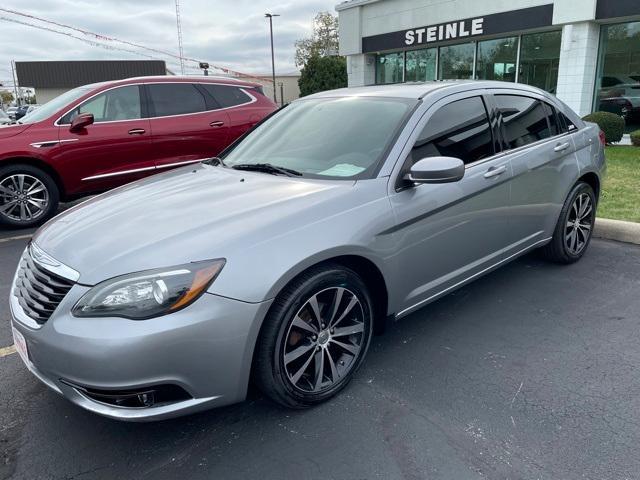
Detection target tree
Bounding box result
[294,12,339,68]
[0,90,14,106]
[298,55,347,97]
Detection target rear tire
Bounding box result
[254,264,374,408]
[541,181,596,264]
[0,164,59,228]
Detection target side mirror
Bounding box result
[69,113,94,132]
[408,156,465,184]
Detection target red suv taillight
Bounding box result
[598,130,606,146]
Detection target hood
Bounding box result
[34,164,356,285]
[0,123,32,139]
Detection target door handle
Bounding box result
[209,121,225,128]
[128,128,146,135]
[483,165,507,179]
[554,142,570,152]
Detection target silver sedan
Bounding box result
[10,81,605,421]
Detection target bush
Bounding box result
[631,130,640,147]
[582,111,625,144]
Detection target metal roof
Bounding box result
[15,60,167,89]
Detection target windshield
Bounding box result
[18,86,94,124]
[222,96,416,179]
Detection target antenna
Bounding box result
[174,0,185,75]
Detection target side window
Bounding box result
[201,84,252,108]
[557,111,577,133]
[494,95,550,149]
[411,96,494,165]
[543,103,561,136]
[147,83,207,117]
[61,85,141,123]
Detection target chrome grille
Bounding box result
[13,247,76,325]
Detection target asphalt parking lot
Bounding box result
[1,231,639,480]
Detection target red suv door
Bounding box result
[145,82,231,170]
[198,83,266,140]
[55,85,155,194]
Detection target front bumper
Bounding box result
[10,284,272,421]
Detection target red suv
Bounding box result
[0,76,277,227]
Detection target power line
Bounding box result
[0,7,272,82]
[0,16,162,62]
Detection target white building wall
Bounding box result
[556,22,600,116]
[346,54,376,87]
[35,88,69,104]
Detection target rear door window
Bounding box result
[557,111,578,133]
[494,95,551,149]
[411,96,494,165]
[201,84,252,108]
[543,103,561,136]
[147,83,207,117]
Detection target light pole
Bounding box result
[265,13,280,103]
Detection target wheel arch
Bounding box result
[263,252,390,333]
[0,157,66,200]
[246,252,390,399]
[577,171,600,202]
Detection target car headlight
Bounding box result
[72,259,225,320]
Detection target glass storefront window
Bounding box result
[595,22,640,133]
[438,43,474,79]
[405,48,437,82]
[376,52,404,84]
[475,37,518,82]
[519,31,561,93]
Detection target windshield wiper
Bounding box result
[202,156,226,167]
[231,163,302,177]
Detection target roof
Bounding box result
[304,80,551,100]
[335,0,381,12]
[91,75,262,89]
[15,60,167,89]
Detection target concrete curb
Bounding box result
[594,218,640,245]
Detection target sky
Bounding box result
[0,0,338,88]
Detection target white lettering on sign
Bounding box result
[405,30,415,45]
[426,26,436,42]
[472,18,484,35]
[404,17,485,46]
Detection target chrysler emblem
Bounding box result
[30,243,62,268]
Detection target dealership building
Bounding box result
[337,0,640,131]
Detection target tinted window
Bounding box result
[543,103,560,136]
[61,86,141,123]
[202,84,251,108]
[558,111,577,132]
[147,83,206,117]
[495,95,550,149]
[412,96,494,165]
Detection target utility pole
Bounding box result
[265,13,280,103]
[10,60,19,106]
[175,0,185,75]
[279,82,284,107]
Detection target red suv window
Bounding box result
[201,84,252,109]
[147,83,207,117]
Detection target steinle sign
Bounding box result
[405,18,484,46]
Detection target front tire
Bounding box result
[541,181,596,264]
[254,264,374,408]
[0,164,59,228]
